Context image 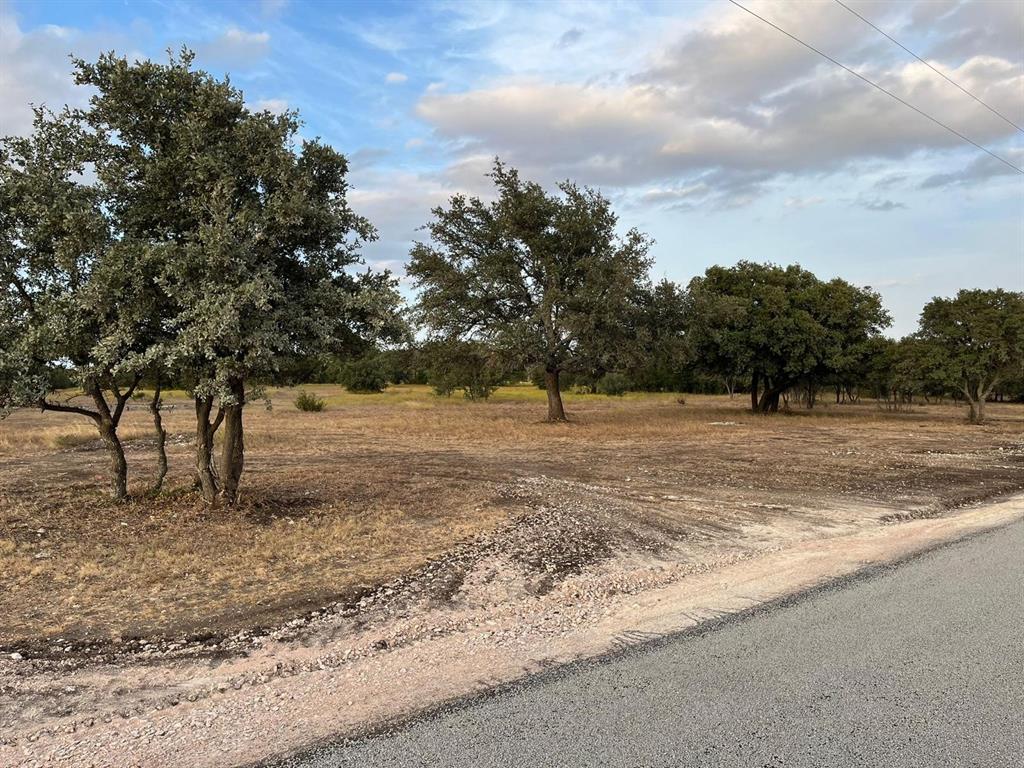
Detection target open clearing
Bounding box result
[1,387,1023,766]
[2,386,1022,651]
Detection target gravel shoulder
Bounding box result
[277,513,1024,768]
[2,492,1021,768]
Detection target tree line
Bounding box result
[3,52,1022,504]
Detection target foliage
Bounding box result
[913,289,1024,423]
[294,390,326,412]
[596,372,631,396]
[686,262,890,413]
[421,339,508,400]
[408,160,653,420]
[2,49,406,504]
[0,105,160,499]
[337,356,389,393]
[628,279,690,391]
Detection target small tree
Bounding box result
[914,289,1024,424]
[408,161,652,421]
[338,355,389,394]
[422,339,507,401]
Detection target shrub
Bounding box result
[463,378,499,401]
[423,340,506,400]
[597,372,631,396]
[294,390,326,412]
[338,356,388,393]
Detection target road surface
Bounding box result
[273,518,1024,767]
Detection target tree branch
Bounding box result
[38,398,100,422]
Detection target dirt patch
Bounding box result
[1,388,1022,652]
[1,494,1019,768]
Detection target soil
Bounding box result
[1,388,1022,766]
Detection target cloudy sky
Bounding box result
[2,0,1021,335]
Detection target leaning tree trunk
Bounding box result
[544,368,568,422]
[97,418,129,501]
[750,371,760,413]
[195,396,221,503]
[757,386,782,414]
[218,377,246,505]
[85,383,134,502]
[149,381,168,493]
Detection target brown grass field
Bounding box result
[1,384,1022,652]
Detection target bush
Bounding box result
[597,372,631,396]
[294,390,326,412]
[337,356,388,393]
[423,340,506,400]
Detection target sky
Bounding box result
[1,0,1022,337]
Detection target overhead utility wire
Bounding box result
[832,0,1023,133]
[725,0,1024,175]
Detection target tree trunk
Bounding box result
[83,384,130,502]
[97,417,128,501]
[149,380,168,493]
[544,368,568,422]
[218,378,246,505]
[750,371,760,413]
[195,396,220,503]
[757,387,781,414]
[965,382,990,425]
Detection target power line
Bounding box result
[725,0,1024,175]
[833,0,1023,133]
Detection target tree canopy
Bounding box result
[914,288,1024,423]
[1,50,405,503]
[686,262,890,412]
[408,161,653,420]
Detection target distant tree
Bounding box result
[422,339,508,400]
[0,108,162,501]
[686,262,890,413]
[70,50,405,504]
[914,289,1024,424]
[408,161,653,421]
[628,279,690,392]
[337,355,389,394]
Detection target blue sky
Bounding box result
[2,0,1022,336]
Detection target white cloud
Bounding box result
[919,148,1024,188]
[784,196,825,209]
[261,0,289,17]
[250,98,289,114]
[0,14,133,137]
[855,197,907,212]
[385,71,408,84]
[412,1,1023,205]
[197,26,271,67]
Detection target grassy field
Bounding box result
[1,385,1022,651]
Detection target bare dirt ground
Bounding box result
[1,387,1022,766]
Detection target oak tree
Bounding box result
[914,289,1024,424]
[408,161,652,421]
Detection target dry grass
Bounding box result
[1,385,1022,649]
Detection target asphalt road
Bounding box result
[275,519,1024,767]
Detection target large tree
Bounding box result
[68,50,406,504]
[914,289,1024,424]
[3,51,404,506]
[408,161,653,421]
[1,108,161,500]
[686,262,890,413]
